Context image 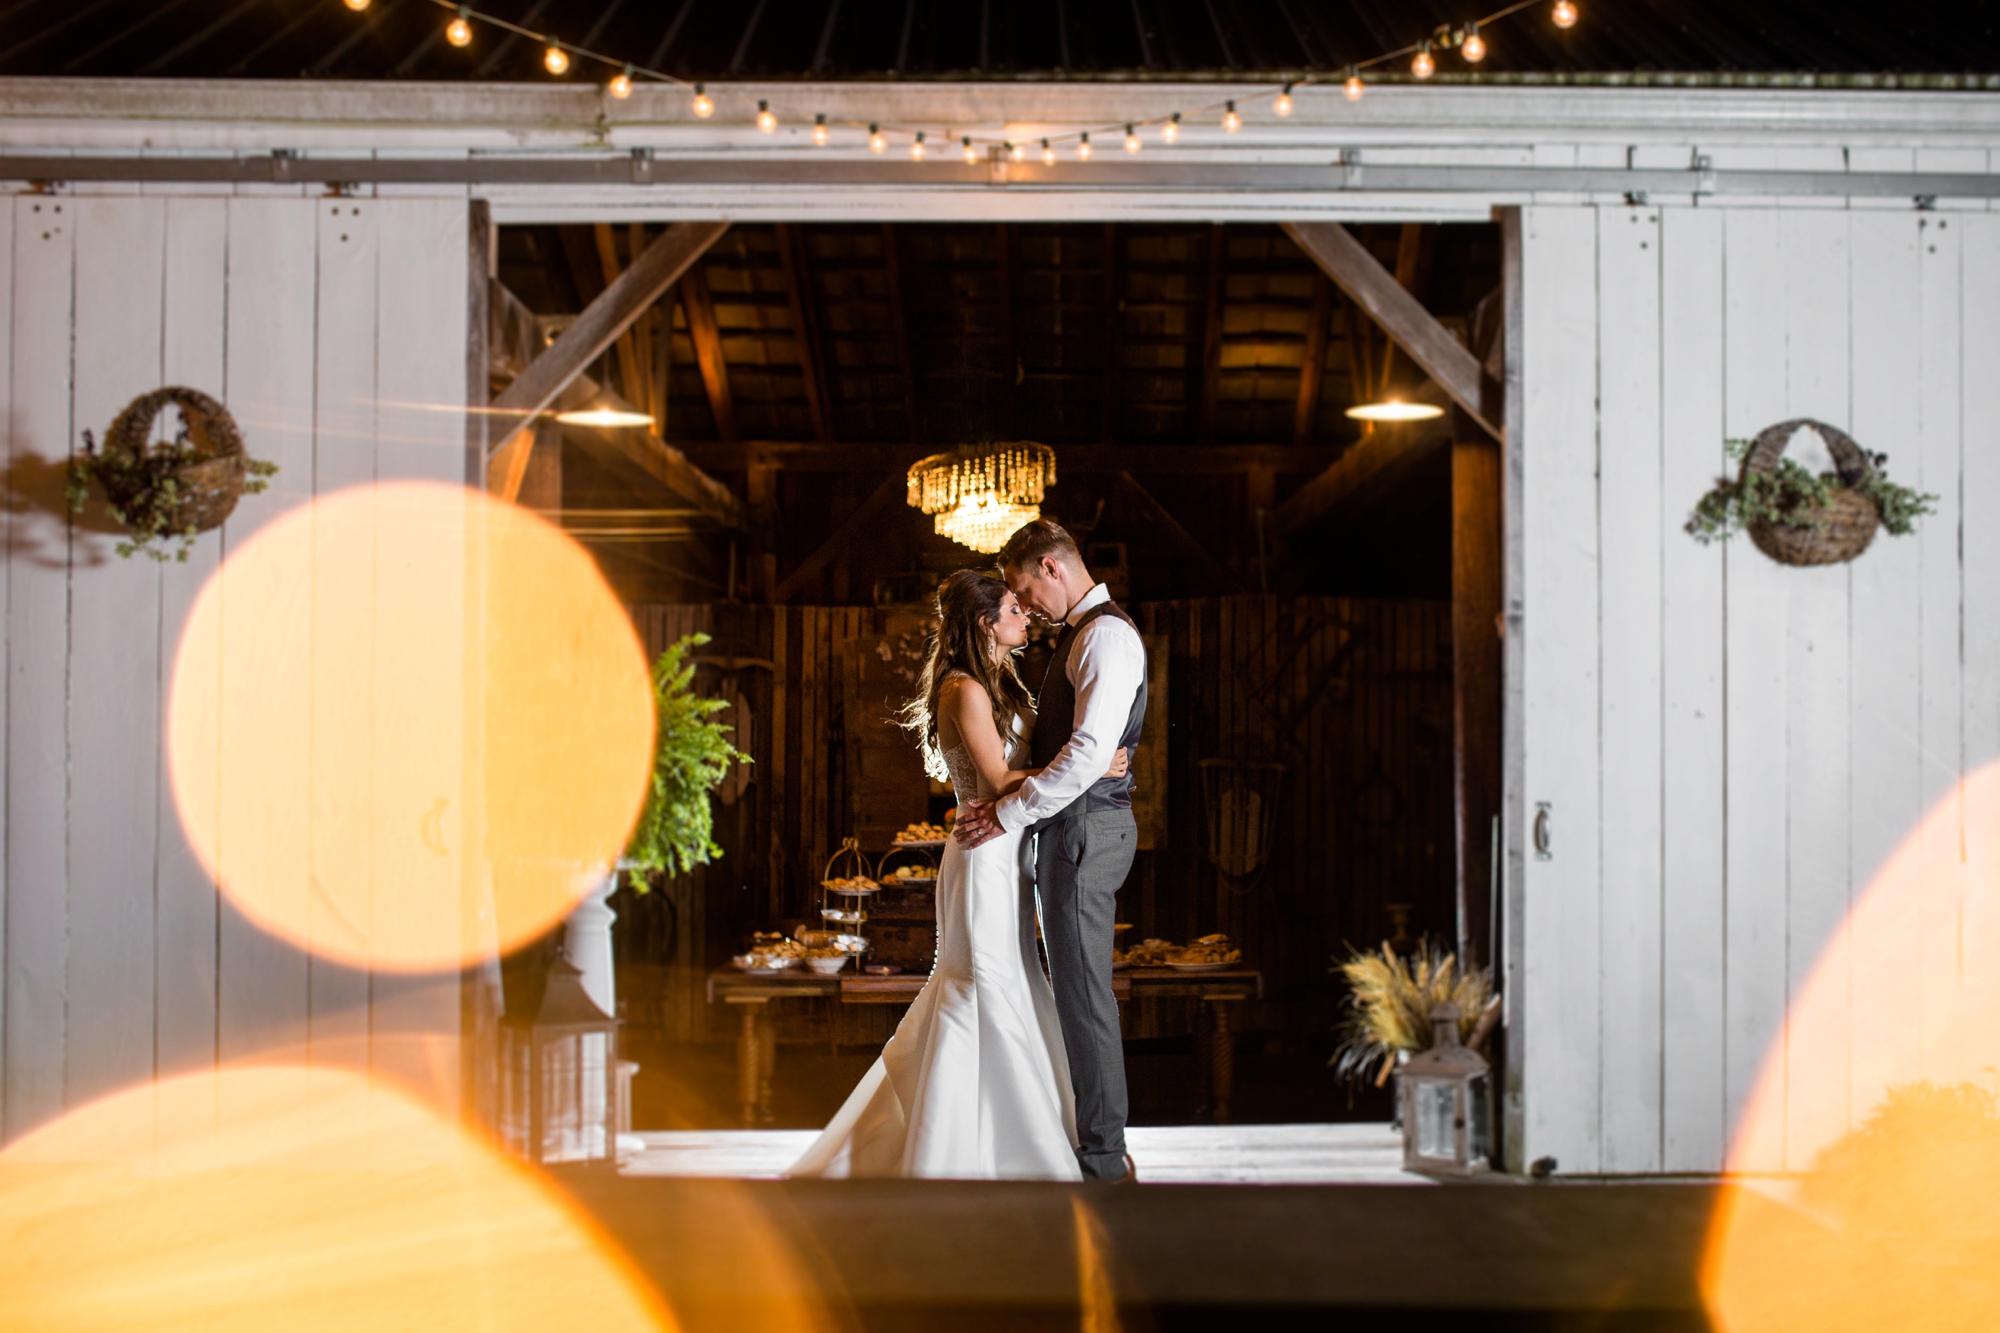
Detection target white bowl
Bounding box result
[806,955,849,975]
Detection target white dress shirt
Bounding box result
[996,583,1147,833]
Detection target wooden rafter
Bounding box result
[592,222,653,414]
[680,258,737,443]
[1197,223,1226,443]
[1272,409,1454,537]
[488,220,729,501]
[1292,270,1331,447]
[1116,471,1243,593]
[1100,222,1121,444]
[680,441,1339,474]
[996,222,1019,435]
[1282,221,1500,441]
[1376,223,1435,395]
[776,223,833,443]
[881,223,920,444]
[770,472,906,603]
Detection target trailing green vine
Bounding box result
[624,633,751,885]
[67,418,277,563]
[1686,437,1936,544]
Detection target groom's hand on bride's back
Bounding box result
[954,799,1004,849]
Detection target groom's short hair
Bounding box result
[998,519,1082,574]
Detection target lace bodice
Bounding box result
[938,698,1031,806]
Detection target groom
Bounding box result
[955,519,1147,1184]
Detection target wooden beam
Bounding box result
[593,222,651,413]
[1100,222,1121,444]
[1376,222,1434,395]
[1452,436,1503,968]
[776,223,833,443]
[1272,408,1454,536]
[630,222,659,430]
[1115,471,1243,593]
[1292,270,1331,447]
[488,220,729,498]
[1282,221,1500,441]
[1197,223,1225,443]
[679,257,737,443]
[678,441,1340,474]
[771,472,906,603]
[996,222,1019,436]
[488,279,745,529]
[881,223,920,444]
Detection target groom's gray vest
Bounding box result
[1029,600,1147,823]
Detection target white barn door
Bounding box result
[0,194,470,1145]
[1510,202,2000,1176]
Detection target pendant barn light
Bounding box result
[907,443,1057,554]
[555,407,656,429]
[1345,401,1445,423]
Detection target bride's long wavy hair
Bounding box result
[902,569,1036,781]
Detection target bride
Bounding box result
[789,569,1127,1180]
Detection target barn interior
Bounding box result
[489,217,1504,1130]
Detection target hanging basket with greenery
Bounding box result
[1685,418,1936,567]
[624,633,751,885]
[66,386,277,562]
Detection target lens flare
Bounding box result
[166,481,653,973]
[1704,761,2000,1332]
[0,1065,670,1331]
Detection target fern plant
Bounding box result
[624,633,750,884]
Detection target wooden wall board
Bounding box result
[1778,207,1855,1171]
[1518,204,1605,1175]
[0,197,12,1114]
[4,196,76,1141]
[66,196,168,1111]
[1595,204,1666,1174]
[1845,212,1926,1132]
[154,196,228,1082]
[1719,208,1793,1173]
[1961,217,2000,1097]
[1657,205,1728,1173]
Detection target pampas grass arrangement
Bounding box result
[1331,942,1494,1086]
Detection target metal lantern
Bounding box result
[1399,1001,1492,1178]
[502,953,619,1167]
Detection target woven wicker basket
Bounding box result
[1742,418,1880,567]
[94,386,249,536]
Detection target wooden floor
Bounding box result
[622,1122,1421,1185]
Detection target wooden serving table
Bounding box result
[708,965,1262,1126]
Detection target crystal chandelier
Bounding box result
[906,443,1056,554]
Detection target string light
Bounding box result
[608,64,633,98]
[1344,66,1364,101]
[868,123,886,153]
[1076,132,1092,161]
[756,100,777,132]
[1123,125,1142,154]
[543,43,569,75]
[691,83,714,118]
[1008,141,1025,162]
[1222,101,1241,133]
[1161,112,1180,143]
[812,113,829,145]
[1553,1,1578,29]
[1461,22,1486,62]
[963,136,979,164]
[343,0,368,11]
[1041,139,1055,166]
[1273,82,1294,117]
[1412,41,1435,78]
[445,6,472,46]
[911,131,926,161]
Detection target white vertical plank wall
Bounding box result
[1516,203,2000,1176]
[0,194,469,1145]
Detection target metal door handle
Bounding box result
[1533,802,1552,861]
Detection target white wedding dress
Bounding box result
[789,717,1082,1180]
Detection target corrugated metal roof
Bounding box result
[2,0,1994,83]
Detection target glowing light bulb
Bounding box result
[1344,67,1364,101]
[911,132,926,161]
[1076,133,1092,161]
[1008,141,1025,162]
[1222,101,1241,133]
[1412,44,1434,79]
[343,0,368,11]
[1161,113,1180,144]
[812,114,829,146]
[445,9,472,46]
[691,83,714,118]
[1552,0,1578,29]
[756,100,776,133]
[608,66,633,99]
[1041,139,1055,166]
[1123,124,1141,154]
[1274,83,1294,117]
[868,124,886,153]
[544,44,569,76]
[1462,23,1486,62]
[963,137,979,164]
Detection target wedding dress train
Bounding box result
[789,732,1081,1180]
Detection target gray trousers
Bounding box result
[1025,808,1137,1181]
